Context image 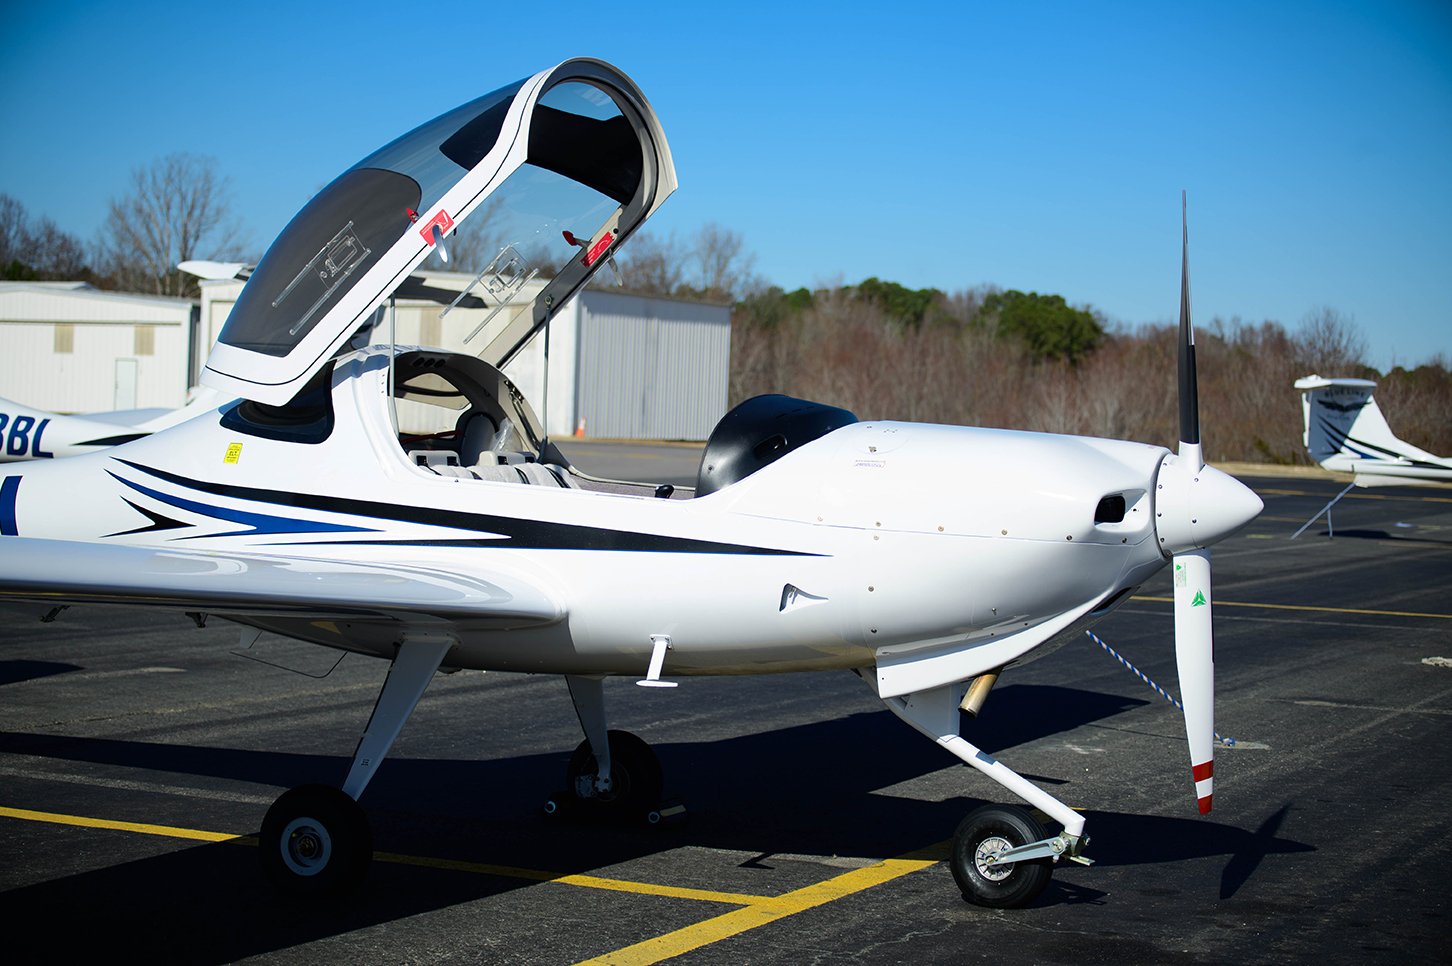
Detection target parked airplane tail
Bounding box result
[1295,375,1452,486]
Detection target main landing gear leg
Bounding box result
[882,683,1092,908]
[258,634,454,895]
[549,674,664,823]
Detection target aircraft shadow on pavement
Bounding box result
[5,683,1271,952]
[0,684,1146,860]
[0,838,546,964]
[1070,802,1312,898]
[0,659,82,685]
[1295,526,1449,546]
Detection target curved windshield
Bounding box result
[428,82,646,363]
[216,80,526,357]
[426,82,642,275]
[361,79,527,213]
[213,74,649,366]
[215,168,421,354]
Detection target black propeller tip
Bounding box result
[1178,192,1200,448]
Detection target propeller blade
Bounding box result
[1177,191,1202,471]
[1173,548,1215,813]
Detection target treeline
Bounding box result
[611,227,1448,464]
[8,168,1447,463]
[726,282,1452,464]
[2,154,248,299]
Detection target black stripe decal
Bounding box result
[77,433,150,447]
[107,499,190,537]
[1319,416,1445,469]
[114,459,816,556]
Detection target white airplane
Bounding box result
[1291,375,1452,537]
[0,386,228,462]
[1296,375,1452,486]
[0,58,1262,908]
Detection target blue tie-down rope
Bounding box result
[1084,629,1237,747]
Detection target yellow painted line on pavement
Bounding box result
[0,804,766,903]
[574,846,946,966]
[1132,596,1452,620]
[0,802,943,940]
[377,850,771,905]
[0,805,250,843]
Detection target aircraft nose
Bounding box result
[1154,458,1264,556]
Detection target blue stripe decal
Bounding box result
[1,476,18,536]
[107,471,376,538]
[114,458,818,556]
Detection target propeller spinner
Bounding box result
[1153,194,1263,813]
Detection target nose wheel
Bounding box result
[259,784,372,895]
[950,804,1053,908]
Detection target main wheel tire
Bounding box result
[566,730,663,823]
[950,804,1053,908]
[259,784,373,895]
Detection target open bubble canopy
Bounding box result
[202,58,676,407]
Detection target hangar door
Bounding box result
[575,292,729,441]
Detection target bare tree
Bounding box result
[613,229,687,295]
[690,223,758,301]
[1375,355,1452,457]
[1294,306,1368,376]
[0,193,89,279]
[96,153,248,297]
[0,195,25,270]
[613,223,759,301]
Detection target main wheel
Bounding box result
[566,730,663,823]
[950,804,1053,908]
[259,784,373,895]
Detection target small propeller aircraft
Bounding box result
[1291,375,1452,537]
[0,58,1262,907]
[1296,375,1452,486]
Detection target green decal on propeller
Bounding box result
[1191,590,1207,607]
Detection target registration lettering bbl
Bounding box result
[0,413,55,458]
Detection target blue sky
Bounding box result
[4,0,1449,371]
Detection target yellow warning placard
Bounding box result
[224,443,243,465]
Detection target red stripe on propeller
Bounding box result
[1192,761,1213,782]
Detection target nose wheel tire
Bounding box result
[260,784,373,895]
[950,804,1053,908]
[565,729,663,823]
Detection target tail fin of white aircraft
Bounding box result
[1295,375,1452,485]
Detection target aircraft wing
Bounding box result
[0,536,562,626]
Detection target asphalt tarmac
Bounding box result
[2,449,1450,965]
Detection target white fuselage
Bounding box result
[1,348,1173,691]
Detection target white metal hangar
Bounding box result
[2,277,731,441]
[0,282,198,412]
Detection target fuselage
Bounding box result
[0,347,1175,688]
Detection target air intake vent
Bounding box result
[1094,494,1127,524]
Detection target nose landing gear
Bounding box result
[949,804,1053,908]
